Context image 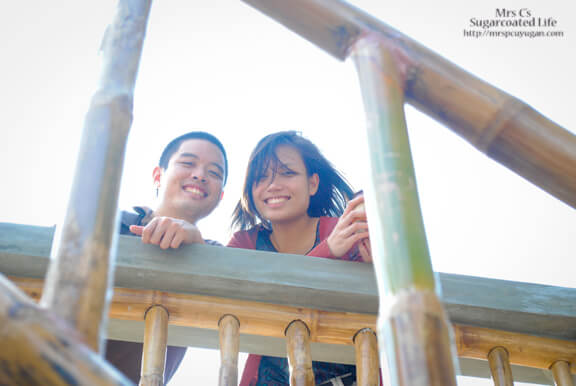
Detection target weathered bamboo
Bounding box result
[242,0,576,209]
[551,361,574,386]
[14,276,576,374]
[0,275,132,384]
[488,347,514,386]
[352,37,458,386]
[455,324,576,373]
[218,314,240,386]
[354,328,380,386]
[39,0,153,354]
[285,320,315,386]
[139,305,169,386]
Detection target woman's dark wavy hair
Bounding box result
[232,131,354,231]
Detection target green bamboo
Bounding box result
[352,36,458,386]
[40,0,153,354]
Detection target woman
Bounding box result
[229,131,372,386]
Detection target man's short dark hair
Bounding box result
[158,131,228,185]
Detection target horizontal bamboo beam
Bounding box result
[455,325,576,374]
[12,276,576,374]
[242,0,576,209]
[2,224,575,341]
[0,275,132,385]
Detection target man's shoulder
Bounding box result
[119,206,153,235]
[204,239,223,247]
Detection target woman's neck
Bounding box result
[269,216,319,255]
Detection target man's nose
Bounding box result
[191,167,207,182]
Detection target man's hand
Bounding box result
[129,217,205,249]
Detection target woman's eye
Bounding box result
[282,170,296,176]
[209,170,223,180]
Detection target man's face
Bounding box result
[154,139,225,223]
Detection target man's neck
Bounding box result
[154,204,198,225]
[269,216,319,255]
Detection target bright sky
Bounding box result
[1,0,574,385]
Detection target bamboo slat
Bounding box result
[242,0,576,209]
[354,328,379,386]
[39,0,153,354]
[551,361,574,386]
[285,320,315,386]
[0,275,132,385]
[13,276,576,373]
[218,315,240,386]
[352,37,458,386]
[139,305,169,386]
[488,347,514,386]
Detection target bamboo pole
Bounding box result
[285,320,315,386]
[488,347,514,386]
[139,305,169,386]
[39,0,153,354]
[551,361,575,386]
[352,37,458,386]
[354,328,380,386]
[0,275,132,385]
[218,314,240,386]
[241,0,576,209]
[15,276,576,374]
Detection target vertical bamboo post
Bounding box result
[285,320,315,386]
[551,361,574,386]
[352,35,458,386]
[39,0,153,354]
[218,314,240,386]
[139,305,169,386]
[354,328,379,386]
[488,347,514,386]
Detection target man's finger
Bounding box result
[171,232,185,249]
[129,225,144,236]
[160,225,178,249]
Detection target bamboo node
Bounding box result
[475,97,525,153]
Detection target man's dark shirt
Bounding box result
[105,207,220,384]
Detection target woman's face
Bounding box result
[251,145,319,225]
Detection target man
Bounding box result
[106,131,228,384]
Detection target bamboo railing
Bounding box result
[1,0,575,384]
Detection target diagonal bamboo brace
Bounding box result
[218,314,241,386]
[0,275,132,385]
[139,305,169,386]
[242,0,576,209]
[354,328,380,386]
[488,347,514,386]
[352,36,458,386]
[286,320,315,386]
[39,0,153,354]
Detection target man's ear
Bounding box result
[220,190,225,201]
[152,166,162,188]
[309,173,319,196]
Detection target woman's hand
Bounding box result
[326,195,370,259]
[129,217,205,249]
